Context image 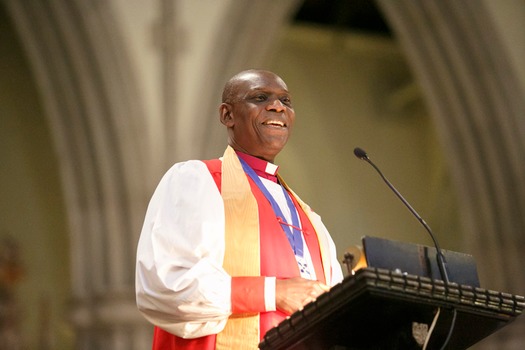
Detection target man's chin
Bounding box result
[260,143,288,161]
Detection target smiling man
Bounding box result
[220,70,294,162]
[136,69,344,349]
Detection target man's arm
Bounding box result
[136,160,233,338]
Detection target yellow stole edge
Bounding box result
[278,175,332,285]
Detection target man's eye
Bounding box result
[281,97,292,106]
[254,94,267,101]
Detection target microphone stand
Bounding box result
[354,147,456,350]
[353,147,450,283]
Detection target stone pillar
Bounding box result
[376,1,525,347]
[4,0,301,348]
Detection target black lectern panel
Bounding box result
[259,268,524,350]
[363,236,480,287]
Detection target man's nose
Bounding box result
[267,99,285,112]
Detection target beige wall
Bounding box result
[0,6,73,349]
[268,26,462,262]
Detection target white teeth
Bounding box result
[264,120,285,127]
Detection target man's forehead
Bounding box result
[235,72,289,92]
[237,71,265,82]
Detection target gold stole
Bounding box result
[216,146,260,349]
[215,146,332,349]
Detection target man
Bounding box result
[136,69,344,349]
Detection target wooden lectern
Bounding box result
[259,267,524,349]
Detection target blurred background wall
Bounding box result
[0,0,524,349]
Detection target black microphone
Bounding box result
[354,147,450,284]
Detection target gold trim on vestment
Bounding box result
[216,146,260,349]
[216,147,332,349]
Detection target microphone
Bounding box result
[353,147,450,284]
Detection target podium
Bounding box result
[259,268,524,349]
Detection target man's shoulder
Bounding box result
[200,158,222,173]
[167,158,221,171]
[167,158,222,187]
[163,158,223,189]
[200,159,222,190]
[160,159,215,180]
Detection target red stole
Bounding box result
[151,159,325,349]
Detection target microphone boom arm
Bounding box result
[356,148,450,284]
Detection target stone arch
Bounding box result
[4,0,159,347]
[4,0,302,347]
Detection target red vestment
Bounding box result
[152,159,326,349]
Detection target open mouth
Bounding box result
[262,120,286,128]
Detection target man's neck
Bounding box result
[235,151,279,183]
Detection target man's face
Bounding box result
[220,71,295,162]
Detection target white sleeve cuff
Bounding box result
[264,276,276,312]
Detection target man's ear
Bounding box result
[219,103,234,127]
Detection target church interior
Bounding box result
[1,0,524,348]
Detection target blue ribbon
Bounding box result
[238,158,304,258]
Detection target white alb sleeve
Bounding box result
[135,160,231,338]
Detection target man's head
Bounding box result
[220,69,295,163]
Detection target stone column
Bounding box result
[376,1,525,348]
[4,0,301,348]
